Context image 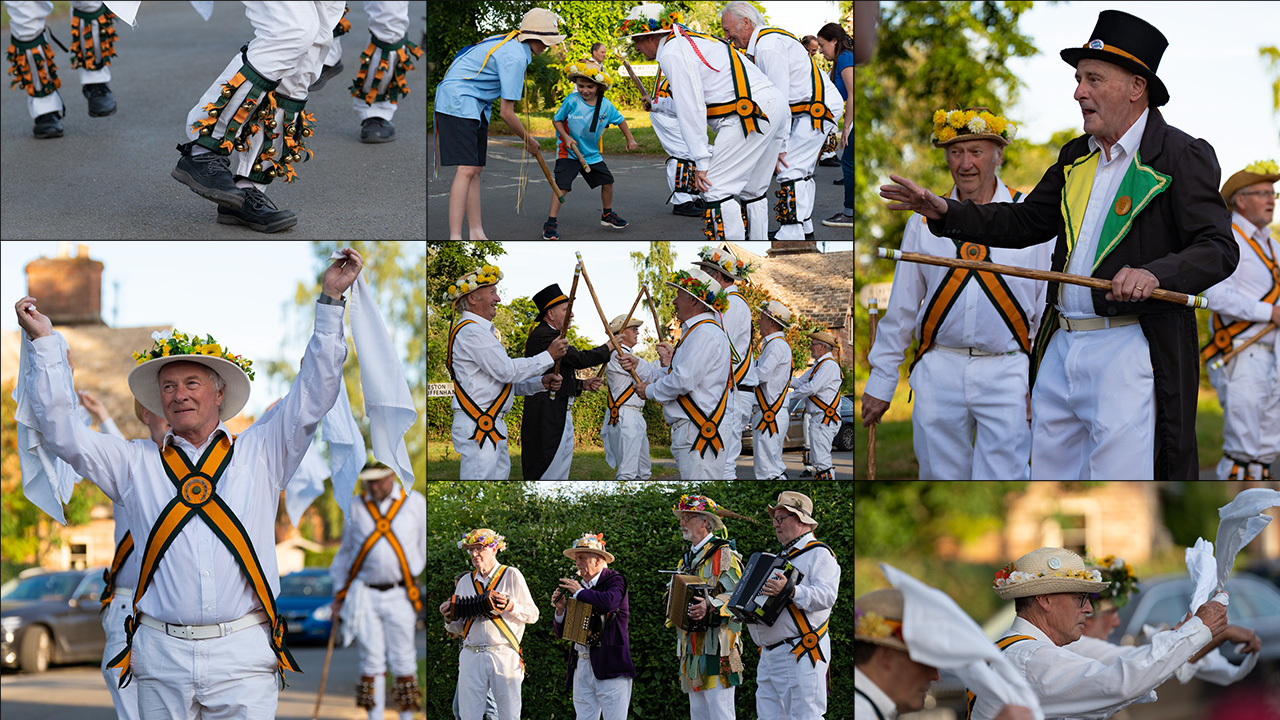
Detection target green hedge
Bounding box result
[427,393,674,448]
[426,480,852,719]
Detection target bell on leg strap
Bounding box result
[7,31,60,97]
[188,48,279,157]
[350,32,422,105]
[774,179,800,225]
[703,197,728,241]
[70,5,117,71]
[248,93,316,185]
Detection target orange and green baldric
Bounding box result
[671,318,734,457]
[100,531,135,611]
[1201,227,1279,364]
[806,356,843,427]
[333,485,423,614]
[107,433,302,688]
[754,28,836,131]
[664,25,770,138]
[447,319,510,449]
[753,336,792,436]
[724,290,752,388]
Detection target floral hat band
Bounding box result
[564,60,613,90]
[665,269,729,314]
[126,329,255,422]
[564,532,615,562]
[458,528,507,552]
[132,329,254,380]
[695,244,756,283]
[443,263,504,304]
[616,3,684,38]
[1221,159,1280,204]
[854,588,907,651]
[993,547,1108,599]
[1085,553,1141,608]
[931,106,1018,148]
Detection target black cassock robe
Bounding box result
[520,321,611,479]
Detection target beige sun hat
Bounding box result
[563,533,615,563]
[516,8,567,46]
[127,331,252,422]
[993,547,1109,599]
[809,330,839,348]
[854,588,907,651]
[1220,159,1279,205]
[758,300,793,329]
[609,314,643,334]
[767,491,817,527]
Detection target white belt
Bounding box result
[463,644,504,653]
[139,610,268,641]
[1057,315,1139,332]
[934,344,1017,357]
[113,586,135,601]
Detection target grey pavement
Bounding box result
[1,1,426,239]
[428,133,853,240]
[650,448,853,479]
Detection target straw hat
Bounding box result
[767,491,817,526]
[563,533,615,563]
[758,300,792,329]
[808,330,839,349]
[1220,159,1279,205]
[1059,10,1170,107]
[564,59,613,90]
[516,8,566,47]
[993,547,1108,599]
[441,262,503,305]
[854,588,907,651]
[127,330,252,422]
[457,528,507,552]
[617,3,680,40]
[664,268,729,313]
[930,106,1016,148]
[694,244,753,283]
[609,314,643,334]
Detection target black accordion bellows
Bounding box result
[448,591,498,620]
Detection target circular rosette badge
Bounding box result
[180,473,214,508]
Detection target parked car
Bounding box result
[277,568,335,644]
[741,392,855,453]
[2,567,108,672]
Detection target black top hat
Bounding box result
[1060,10,1169,107]
[533,283,570,321]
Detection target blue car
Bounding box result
[277,569,334,644]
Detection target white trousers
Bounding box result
[756,643,829,720]
[131,618,278,719]
[458,644,523,720]
[720,390,749,479]
[1209,335,1280,478]
[101,587,140,720]
[4,0,111,118]
[687,683,736,720]
[452,410,511,479]
[805,413,839,478]
[353,584,419,701]
[604,406,652,479]
[572,649,633,720]
[751,397,791,479]
[671,418,723,479]
[650,111,698,205]
[537,406,575,480]
[773,117,829,239]
[705,85,787,240]
[1030,323,1154,479]
[907,348,1032,480]
[324,0,411,121]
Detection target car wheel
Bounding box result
[835,424,855,452]
[19,625,51,673]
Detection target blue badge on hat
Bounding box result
[1088,39,1105,50]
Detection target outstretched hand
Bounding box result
[14,296,52,339]
[880,174,949,220]
[323,248,364,299]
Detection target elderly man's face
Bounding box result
[1043,592,1093,645]
[721,13,753,49]
[1081,605,1120,640]
[1234,181,1276,228]
[466,545,497,571]
[158,361,223,436]
[574,553,606,580]
[546,302,573,330]
[878,646,941,712]
[366,474,395,501]
[679,512,711,542]
[634,34,660,61]
[946,138,1002,200]
[771,509,808,545]
[466,285,500,320]
[1073,59,1144,142]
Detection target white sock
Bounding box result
[235,179,261,191]
[191,146,211,156]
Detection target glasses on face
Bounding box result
[1236,190,1279,199]
[1076,593,1090,608]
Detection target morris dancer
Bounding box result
[752,301,794,480]
[601,314,658,480]
[790,330,844,480]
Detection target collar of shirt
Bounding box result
[813,351,833,365]
[682,311,718,332]
[690,532,713,555]
[946,172,1015,203]
[854,666,899,720]
[1086,106,1149,163]
[1006,614,1055,644]
[164,421,232,458]
[1231,212,1272,247]
[762,331,785,343]
[745,24,763,57]
[460,310,495,332]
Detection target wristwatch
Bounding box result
[319,293,346,306]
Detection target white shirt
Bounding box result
[28,302,347,626]
[449,310,557,415]
[867,180,1052,402]
[975,614,1211,720]
[1204,212,1278,343]
[1060,107,1150,319]
[744,25,811,151]
[755,331,791,404]
[445,563,539,647]
[605,343,656,411]
[330,486,426,591]
[790,352,842,415]
[636,310,731,426]
[854,666,898,720]
[746,531,840,648]
[655,31,776,169]
[718,283,759,387]
[96,417,143,592]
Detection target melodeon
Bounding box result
[446,590,499,622]
[727,552,803,626]
[561,597,605,646]
[665,573,713,633]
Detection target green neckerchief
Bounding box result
[1061,148,1170,273]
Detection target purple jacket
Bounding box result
[552,567,636,687]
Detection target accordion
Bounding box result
[561,597,605,646]
[727,552,803,627]
[665,573,713,633]
[446,591,499,622]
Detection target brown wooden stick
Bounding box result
[311,617,339,719]
[576,251,642,385]
[571,142,592,174]
[867,298,878,481]
[1210,322,1278,370]
[877,248,1210,309]
[616,49,650,99]
[550,263,581,400]
[596,285,646,378]
[644,285,667,343]
[530,146,565,203]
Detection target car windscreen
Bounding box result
[279,574,334,597]
[1,572,82,602]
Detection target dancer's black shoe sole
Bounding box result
[171,165,245,209]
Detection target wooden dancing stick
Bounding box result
[643,284,667,343]
[615,49,651,100]
[550,263,581,400]
[571,142,593,174]
[867,298,878,481]
[576,251,642,385]
[877,248,1210,309]
[1209,322,1278,370]
[595,285,646,378]
[310,617,340,719]
[530,145,566,203]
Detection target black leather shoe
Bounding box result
[216,187,297,233]
[308,60,345,92]
[83,83,116,117]
[672,201,701,217]
[360,117,396,143]
[34,112,63,139]
[172,149,245,209]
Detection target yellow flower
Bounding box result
[201,343,222,356]
[449,285,458,295]
[947,111,966,129]
[937,126,957,142]
[1245,159,1278,174]
[161,344,171,357]
[933,109,947,126]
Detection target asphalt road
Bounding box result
[0,628,426,720]
[428,133,853,240]
[0,1,427,239]
[650,448,854,479]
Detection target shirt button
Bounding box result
[206,605,212,611]
[203,571,210,577]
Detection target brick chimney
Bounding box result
[25,242,105,325]
[766,240,819,257]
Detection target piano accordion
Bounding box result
[727,552,803,626]
[665,573,713,633]
[561,597,605,646]
[446,590,499,621]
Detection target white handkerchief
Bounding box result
[1186,537,1217,613]
[1214,488,1280,592]
[13,331,82,526]
[323,373,366,520]
[881,563,1044,720]
[284,437,329,526]
[330,251,417,492]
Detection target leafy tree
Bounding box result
[629,241,676,356]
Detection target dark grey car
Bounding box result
[740,393,855,454]
[1,568,108,672]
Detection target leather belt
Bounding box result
[1057,315,1139,332]
[934,344,1017,357]
[138,610,268,641]
[367,580,407,592]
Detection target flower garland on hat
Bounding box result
[132,329,255,380]
[616,6,683,37]
[854,608,904,641]
[697,245,757,281]
[457,528,507,552]
[442,264,504,304]
[1085,554,1140,608]
[930,107,1018,145]
[1245,159,1279,175]
[993,561,1102,590]
[668,270,730,313]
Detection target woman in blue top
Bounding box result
[817,22,855,229]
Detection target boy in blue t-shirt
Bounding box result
[543,60,640,239]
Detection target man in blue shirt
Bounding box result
[433,8,567,240]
